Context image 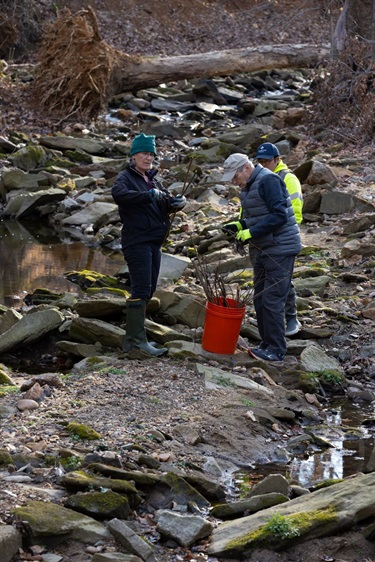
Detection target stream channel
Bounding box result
[1,218,374,489]
[234,400,375,494]
[0,218,122,307]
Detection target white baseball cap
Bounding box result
[222,153,249,181]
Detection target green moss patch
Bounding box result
[226,508,337,554]
[66,422,101,440]
[0,449,13,466]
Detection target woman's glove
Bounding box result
[149,188,167,202]
[169,194,187,211]
[222,219,246,236]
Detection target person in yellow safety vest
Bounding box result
[256,142,303,337]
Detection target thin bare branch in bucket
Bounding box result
[192,254,253,308]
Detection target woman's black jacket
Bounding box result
[111,164,171,250]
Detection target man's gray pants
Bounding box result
[252,252,296,357]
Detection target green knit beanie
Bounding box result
[130,133,157,156]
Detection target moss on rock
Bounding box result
[0,369,15,385]
[313,479,344,490]
[65,490,130,519]
[225,508,337,555]
[66,422,101,440]
[0,449,13,466]
[13,500,111,542]
[62,470,141,508]
[46,158,76,168]
[64,270,120,290]
[298,373,320,393]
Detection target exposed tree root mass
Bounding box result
[32,6,130,119]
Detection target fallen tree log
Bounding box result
[115,43,330,91]
[33,7,330,119]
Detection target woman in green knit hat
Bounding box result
[111,133,186,358]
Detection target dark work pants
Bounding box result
[123,242,162,300]
[252,252,296,357]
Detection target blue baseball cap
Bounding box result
[256,142,280,160]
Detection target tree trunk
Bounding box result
[113,43,330,93]
[332,0,350,54]
[34,7,330,119]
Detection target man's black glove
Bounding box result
[222,219,247,237]
[169,194,187,211]
[149,188,167,202]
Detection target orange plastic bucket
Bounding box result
[202,298,246,354]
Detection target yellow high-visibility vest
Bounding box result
[274,161,303,224]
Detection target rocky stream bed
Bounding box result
[0,58,374,562]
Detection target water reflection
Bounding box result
[239,402,375,490]
[289,403,375,487]
[0,219,123,307]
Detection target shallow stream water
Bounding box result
[289,401,375,486]
[0,219,123,307]
[233,400,375,491]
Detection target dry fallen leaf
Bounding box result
[245,410,257,421]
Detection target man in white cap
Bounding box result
[221,153,301,362]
